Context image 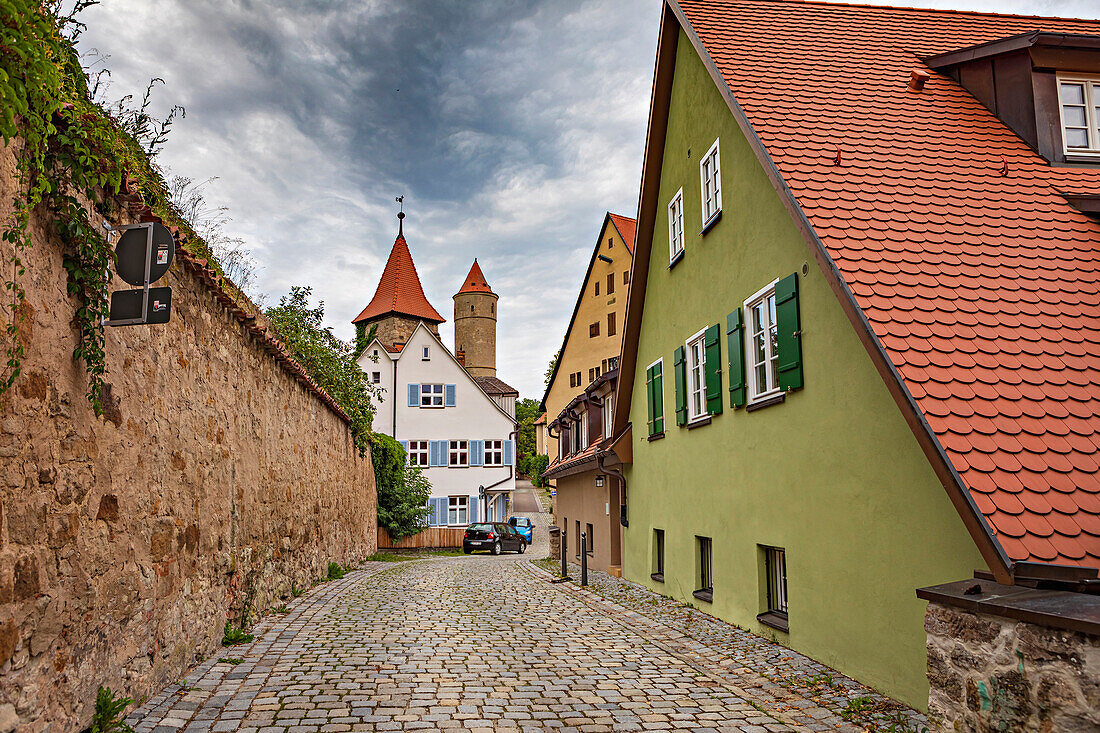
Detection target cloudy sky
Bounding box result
[77,0,1098,400]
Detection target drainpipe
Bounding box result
[391,353,399,437]
[597,449,627,528]
[482,426,518,518]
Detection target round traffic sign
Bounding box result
[116,222,175,286]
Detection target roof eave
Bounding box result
[618,0,1015,584]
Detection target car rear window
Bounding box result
[516,518,531,526]
[468,523,493,531]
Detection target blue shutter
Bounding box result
[468,496,478,524]
[504,440,515,466]
[431,497,446,526]
[469,440,484,466]
[430,441,448,467]
[444,384,456,407]
[408,384,420,407]
[399,440,410,466]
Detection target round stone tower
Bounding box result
[453,259,498,377]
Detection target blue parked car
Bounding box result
[509,516,533,543]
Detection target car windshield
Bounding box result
[515,518,531,527]
[468,523,493,531]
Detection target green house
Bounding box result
[607,0,1100,709]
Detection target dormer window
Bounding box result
[1058,75,1100,156]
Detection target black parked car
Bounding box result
[463,522,527,555]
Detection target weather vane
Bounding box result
[396,195,405,235]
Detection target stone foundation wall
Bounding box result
[0,145,377,731]
[924,600,1099,732]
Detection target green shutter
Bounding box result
[653,361,664,433]
[703,323,723,416]
[726,308,746,407]
[775,273,804,391]
[673,346,687,426]
[645,365,656,436]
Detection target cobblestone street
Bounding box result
[127,497,922,732]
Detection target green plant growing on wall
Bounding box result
[90,685,135,733]
[265,286,378,454]
[326,561,346,580]
[221,621,253,646]
[371,433,432,539]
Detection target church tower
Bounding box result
[352,211,445,351]
[453,260,498,377]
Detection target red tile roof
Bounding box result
[678,0,1100,569]
[609,213,637,254]
[352,234,445,324]
[457,259,494,294]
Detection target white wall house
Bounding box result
[359,323,517,525]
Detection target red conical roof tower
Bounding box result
[352,213,445,325]
[457,258,494,294]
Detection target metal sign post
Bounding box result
[104,221,174,327]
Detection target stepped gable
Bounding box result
[679,0,1100,568]
[353,233,444,325]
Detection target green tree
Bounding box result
[370,434,432,539]
[515,397,541,460]
[544,349,560,388]
[265,287,378,454]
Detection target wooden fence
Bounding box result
[377,526,466,549]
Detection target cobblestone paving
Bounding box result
[126,504,923,733]
[533,559,928,733]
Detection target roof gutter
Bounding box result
[664,0,1015,583]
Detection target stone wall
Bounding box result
[367,314,439,352]
[453,291,497,377]
[0,145,377,731]
[921,582,1099,732]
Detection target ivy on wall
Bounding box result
[0,1,209,411]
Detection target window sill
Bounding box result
[651,572,665,583]
[746,392,785,412]
[700,210,722,236]
[693,589,713,604]
[757,611,789,633]
[647,432,665,442]
[668,250,684,269]
[687,416,712,430]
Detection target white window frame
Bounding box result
[699,138,722,224]
[447,496,469,525]
[371,371,381,384]
[448,440,469,467]
[668,188,684,263]
[743,279,782,404]
[1057,74,1100,158]
[580,410,589,449]
[602,393,614,439]
[421,383,444,407]
[422,346,431,360]
[484,439,503,466]
[685,327,707,423]
[408,440,429,467]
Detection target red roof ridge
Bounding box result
[746,0,1100,25]
[457,259,494,294]
[353,232,445,325]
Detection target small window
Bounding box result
[685,329,707,422]
[490,303,494,314]
[744,281,781,403]
[607,273,615,295]
[575,371,582,386]
[623,270,629,284]
[700,138,722,224]
[371,371,381,384]
[408,440,429,467]
[589,322,600,338]
[585,523,594,555]
[760,546,789,632]
[668,188,684,262]
[372,349,379,358]
[595,365,601,379]
[569,373,576,388]
[595,281,600,296]
[608,237,613,248]
[602,393,614,439]
[1058,75,1100,156]
[652,529,665,581]
[579,410,589,449]
[421,383,444,407]
[607,356,618,371]
[447,496,469,525]
[422,346,430,360]
[484,439,503,466]
[588,367,595,383]
[448,440,469,467]
[575,520,582,559]
[695,536,713,602]
[607,312,616,336]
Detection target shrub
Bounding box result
[371,434,432,539]
[525,454,550,487]
[326,561,346,580]
[90,686,135,733]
